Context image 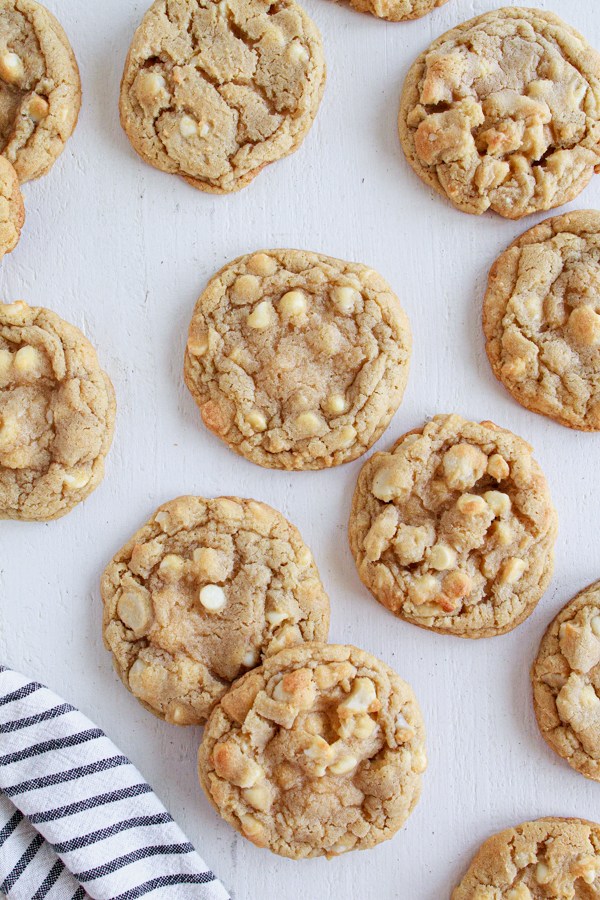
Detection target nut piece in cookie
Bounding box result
[451,817,600,900]
[198,642,426,858]
[119,0,326,194]
[349,414,558,638]
[101,496,330,726]
[0,0,81,183]
[531,578,600,782]
[0,157,23,260]
[328,0,450,24]
[0,302,116,521]
[184,249,412,470]
[484,210,600,431]
[399,8,600,218]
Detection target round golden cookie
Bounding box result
[531,580,600,783]
[0,157,23,260]
[101,496,330,726]
[398,8,600,219]
[0,0,81,183]
[198,642,426,858]
[184,250,412,470]
[349,414,558,639]
[329,0,450,24]
[484,210,600,431]
[452,818,600,900]
[0,302,116,521]
[119,0,326,194]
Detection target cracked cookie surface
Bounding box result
[184,249,412,470]
[119,0,326,194]
[0,156,23,260]
[452,818,600,900]
[485,210,600,431]
[0,302,116,521]
[198,642,426,858]
[349,414,558,639]
[328,0,449,24]
[398,8,600,219]
[532,580,600,782]
[0,0,81,183]
[101,496,330,726]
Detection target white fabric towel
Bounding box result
[0,667,230,900]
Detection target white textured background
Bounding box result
[2,1,600,898]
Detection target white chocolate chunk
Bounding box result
[338,678,378,718]
[279,291,306,317]
[0,52,24,84]
[288,41,309,63]
[500,558,526,584]
[456,493,488,516]
[487,454,510,481]
[591,616,600,638]
[442,444,488,491]
[118,588,153,634]
[429,543,456,571]
[332,286,360,315]
[412,749,427,773]
[483,490,511,516]
[295,411,321,435]
[29,95,49,123]
[247,301,273,330]
[159,554,185,579]
[188,332,209,356]
[138,72,166,100]
[179,115,198,137]
[14,346,42,376]
[353,714,377,740]
[324,393,348,416]
[507,886,532,900]
[535,862,550,884]
[199,584,226,611]
[243,649,258,668]
[248,254,276,276]
[329,754,357,775]
[266,609,289,627]
[246,411,267,432]
[63,470,91,490]
[242,785,270,812]
[240,814,262,837]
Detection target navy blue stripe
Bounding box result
[31,859,65,900]
[0,703,75,734]
[0,681,43,707]
[72,887,86,900]
[75,843,195,882]
[0,729,103,767]
[1,832,44,893]
[110,873,217,900]
[53,813,173,853]
[4,755,129,797]
[0,809,24,848]
[29,783,152,824]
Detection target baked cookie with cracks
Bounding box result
[0,156,23,260]
[326,0,450,24]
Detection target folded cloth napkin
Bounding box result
[0,667,230,900]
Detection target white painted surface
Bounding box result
[2,1,600,898]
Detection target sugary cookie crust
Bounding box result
[329,0,449,24]
[452,817,600,900]
[484,210,600,431]
[0,156,23,260]
[119,0,326,194]
[0,301,116,521]
[398,8,600,219]
[531,580,600,782]
[101,496,330,726]
[184,249,412,470]
[349,414,558,639]
[198,642,426,859]
[0,0,81,183]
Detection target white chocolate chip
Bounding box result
[199,584,226,612]
[412,749,427,774]
[138,72,166,101]
[232,275,261,304]
[240,814,262,837]
[332,286,360,315]
[247,301,273,330]
[535,862,549,884]
[483,491,511,516]
[456,493,488,516]
[428,544,456,571]
[279,291,306,317]
[247,254,277,276]
[62,470,91,490]
[159,554,185,579]
[487,454,510,481]
[14,346,42,376]
[295,411,321,435]
[29,95,49,123]
[246,411,267,432]
[288,40,309,62]
[408,574,439,605]
[154,510,170,531]
[338,678,378,717]
[0,52,24,84]
[188,332,209,356]
[243,649,258,668]
[506,886,532,900]
[500,558,526,584]
[592,616,600,638]
[118,588,153,634]
[329,754,357,775]
[353,714,377,740]
[242,785,270,812]
[324,393,348,416]
[179,115,198,137]
[266,609,289,627]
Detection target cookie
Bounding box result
[197,642,426,858]
[349,414,558,639]
[531,579,600,782]
[0,302,116,521]
[119,0,326,194]
[452,818,600,900]
[398,8,600,219]
[0,156,23,260]
[329,0,449,24]
[0,0,81,183]
[184,250,412,470]
[484,210,600,431]
[101,496,330,726]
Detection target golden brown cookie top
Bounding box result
[101,496,330,726]
[452,818,600,900]
[184,249,412,470]
[485,210,600,431]
[0,156,23,260]
[198,642,426,858]
[119,0,326,194]
[349,414,558,638]
[532,579,600,782]
[0,0,81,183]
[0,301,116,521]
[399,8,600,219]
[331,0,449,24]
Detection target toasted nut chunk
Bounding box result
[487,454,510,481]
[214,741,263,788]
[429,543,456,571]
[247,301,273,329]
[408,574,439,605]
[484,490,511,516]
[279,291,306,317]
[492,521,513,546]
[500,558,527,584]
[567,305,600,347]
[314,662,356,691]
[393,523,433,566]
[271,669,316,710]
[338,678,380,718]
[559,621,600,673]
[364,506,399,562]
[442,444,488,491]
[372,457,413,503]
[199,584,227,611]
[442,570,471,601]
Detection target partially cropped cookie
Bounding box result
[0,0,81,183]
[349,415,558,639]
[119,0,326,194]
[452,818,600,899]
[0,157,23,260]
[399,8,600,219]
[184,250,412,470]
[0,302,116,521]
[330,0,449,24]
[485,210,600,431]
[101,496,330,726]
[198,642,426,858]
[531,580,600,782]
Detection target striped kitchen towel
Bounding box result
[0,667,230,900]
